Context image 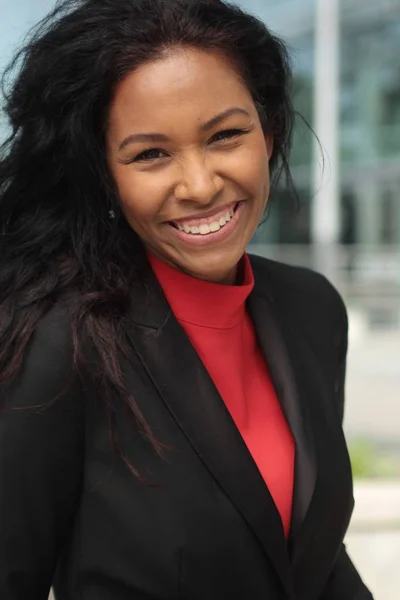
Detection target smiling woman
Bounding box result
[106,49,272,283]
[0,1,373,599]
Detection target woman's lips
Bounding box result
[170,201,238,229]
[167,201,244,247]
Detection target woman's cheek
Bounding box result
[121,184,168,223]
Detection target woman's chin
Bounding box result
[177,258,240,285]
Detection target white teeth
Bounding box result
[199,224,210,235]
[174,203,237,235]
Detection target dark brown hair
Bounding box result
[0,0,295,474]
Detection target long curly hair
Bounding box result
[0,0,295,475]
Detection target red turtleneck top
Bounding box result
[148,253,295,538]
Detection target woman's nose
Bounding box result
[174,156,224,204]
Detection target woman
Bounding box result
[0,1,373,599]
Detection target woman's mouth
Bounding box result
[167,201,244,246]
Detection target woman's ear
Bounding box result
[265,134,274,161]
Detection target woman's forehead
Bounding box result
[107,48,253,133]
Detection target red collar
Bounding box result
[147,253,254,329]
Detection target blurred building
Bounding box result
[240,0,400,248]
[2,0,400,250]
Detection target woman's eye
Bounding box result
[211,128,249,143]
[128,129,250,163]
[133,148,167,162]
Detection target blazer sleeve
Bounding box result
[319,292,374,600]
[0,305,85,600]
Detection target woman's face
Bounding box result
[106,47,273,284]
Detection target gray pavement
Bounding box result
[346,530,400,600]
[347,481,400,600]
[344,319,400,446]
[342,322,400,600]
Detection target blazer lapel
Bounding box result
[248,256,317,551]
[125,261,293,598]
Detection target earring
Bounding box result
[108,209,115,220]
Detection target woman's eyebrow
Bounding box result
[199,106,251,132]
[119,132,169,151]
[118,107,251,151]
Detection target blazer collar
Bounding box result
[126,254,317,595]
[248,256,317,550]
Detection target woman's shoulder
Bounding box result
[31,300,73,343]
[24,301,75,373]
[1,301,80,410]
[248,252,348,339]
[249,252,345,305]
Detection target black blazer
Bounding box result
[0,254,373,600]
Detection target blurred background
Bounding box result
[243,2,400,597]
[0,1,399,598]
